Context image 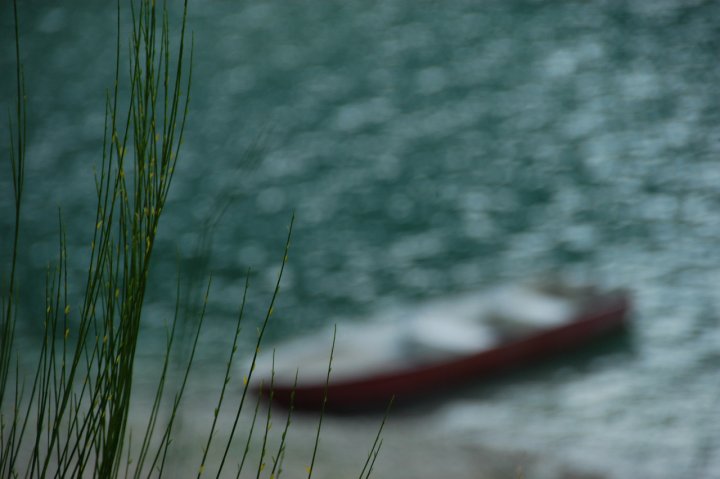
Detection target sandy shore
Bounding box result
[127,375,608,479]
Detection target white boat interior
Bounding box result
[252,280,597,384]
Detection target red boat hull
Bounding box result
[261,292,631,413]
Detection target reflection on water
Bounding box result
[1,0,720,477]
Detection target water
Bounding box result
[1,1,719,477]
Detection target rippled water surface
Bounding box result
[1,1,719,477]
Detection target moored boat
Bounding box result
[252,280,631,413]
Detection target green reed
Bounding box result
[1,1,386,478]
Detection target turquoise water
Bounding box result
[2,1,720,477]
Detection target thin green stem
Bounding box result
[307,325,336,479]
[197,274,250,478]
[216,214,294,475]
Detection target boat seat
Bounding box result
[401,316,499,362]
[484,285,576,340]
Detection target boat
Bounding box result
[251,279,631,413]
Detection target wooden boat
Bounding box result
[252,280,631,413]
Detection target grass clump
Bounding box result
[0,1,385,478]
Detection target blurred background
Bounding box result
[1,0,720,477]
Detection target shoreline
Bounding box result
[127,373,608,479]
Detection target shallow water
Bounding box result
[1,1,720,477]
